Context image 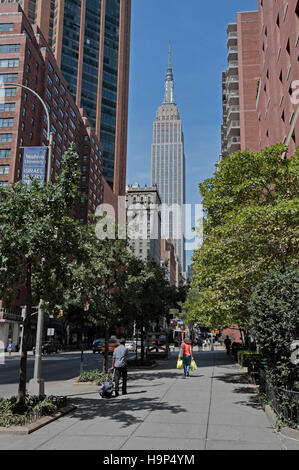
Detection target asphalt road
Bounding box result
[0,351,136,398]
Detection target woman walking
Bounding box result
[179,338,194,378]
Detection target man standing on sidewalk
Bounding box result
[111,338,129,397]
[224,336,232,355]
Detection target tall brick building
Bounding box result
[0,2,103,221]
[221,0,299,159]
[221,13,261,159]
[18,0,131,196]
[0,2,107,350]
[256,0,299,155]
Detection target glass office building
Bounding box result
[19,0,131,195]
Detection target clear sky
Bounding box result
[126,0,258,269]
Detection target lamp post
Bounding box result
[0,81,53,395]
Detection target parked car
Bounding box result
[101,338,120,355]
[32,342,61,355]
[92,338,105,354]
[125,340,136,352]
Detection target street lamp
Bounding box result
[0,81,53,182]
[0,81,54,395]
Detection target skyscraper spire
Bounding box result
[163,43,175,104]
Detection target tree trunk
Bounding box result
[140,315,145,361]
[18,261,32,408]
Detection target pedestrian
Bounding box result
[110,338,128,397]
[8,341,13,356]
[178,337,194,378]
[224,336,232,355]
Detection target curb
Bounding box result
[0,405,76,435]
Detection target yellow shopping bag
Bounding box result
[176,358,183,370]
[191,360,197,371]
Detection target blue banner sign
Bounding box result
[22,146,47,185]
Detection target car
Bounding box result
[32,342,60,355]
[125,340,136,352]
[101,338,120,355]
[92,338,105,354]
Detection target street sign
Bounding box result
[22,146,47,185]
[47,328,55,336]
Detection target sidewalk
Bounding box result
[0,349,299,450]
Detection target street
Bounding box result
[0,351,135,399]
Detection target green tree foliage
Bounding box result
[187,145,299,330]
[249,269,299,389]
[0,145,86,405]
[65,223,132,372]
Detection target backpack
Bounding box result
[100,381,114,398]
[100,371,115,399]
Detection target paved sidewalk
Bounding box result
[0,349,299,450]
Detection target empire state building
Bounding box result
[151,48,186,273]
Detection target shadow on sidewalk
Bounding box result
[69,395,188,429]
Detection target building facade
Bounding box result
[160,238,177,287]
[221,1,299,160]
[17,0,131,195]
[0,2,104,349]
[151,49,186,274]
[221,13,260,160]
[126,184,161,266]
[256,0,299,155]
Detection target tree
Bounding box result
[249,269,299,389]
[0,146,86,406]
[67,221,133,372]
[189,145,299,332]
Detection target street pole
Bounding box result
[0,82,53,397]
[29,301,45,396]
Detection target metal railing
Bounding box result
[259,370,299,428]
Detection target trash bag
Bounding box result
[176,358,183,370]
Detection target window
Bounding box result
[0,118,14,127]
[0,149,11,158]
[0,164,9,175]
[0,24,13,32]
[48,62,54,74]
[0,58,19,68]
[0,181,8,187]
[0,102,15,112]
[46,88,52,100]
[0,87,16,97]
[0,73,18,83]
[0,44,20,53]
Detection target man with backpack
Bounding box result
[111,338,129,397]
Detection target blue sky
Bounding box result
[126,0,258,268]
